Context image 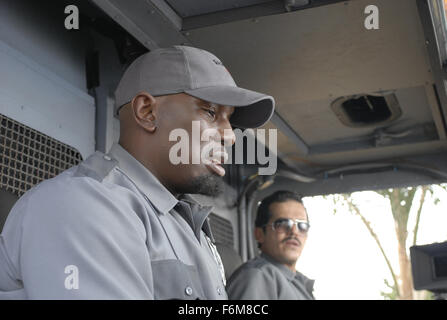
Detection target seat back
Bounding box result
[215,242,243,281]
[0,189,18,232]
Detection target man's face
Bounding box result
[154,93,235,196]
[255,200,309,271]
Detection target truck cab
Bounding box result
[1,0,447,298]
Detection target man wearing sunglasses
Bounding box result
[226,191,315,300]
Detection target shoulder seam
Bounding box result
[73,152,118,182]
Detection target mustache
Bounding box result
[282,237,301,245]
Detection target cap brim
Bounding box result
[185,86,275,128]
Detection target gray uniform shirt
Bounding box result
[0,143,227,299]
[226,253,315,300]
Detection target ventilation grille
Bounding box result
[0,114,83,197]
[331,93,402,127]
[208,213,234,246]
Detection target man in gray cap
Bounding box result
[0,46,274,299]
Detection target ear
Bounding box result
[131,92,158,133]
[255,227,265,247]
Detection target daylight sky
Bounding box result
[296,186,447,300]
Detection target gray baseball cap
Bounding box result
[114,45,275,128]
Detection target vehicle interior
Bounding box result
[1,0,447,289]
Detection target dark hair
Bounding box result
[255,191,306,229]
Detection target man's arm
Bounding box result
[3,176,154,299]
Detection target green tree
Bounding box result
[329,185,443,300]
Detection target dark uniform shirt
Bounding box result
[0,143,227,299]
[226,253,315,300]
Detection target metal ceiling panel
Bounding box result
[91,0,188,49]
[184,0,445,169]
[166,0,273,18]
[185,0,433,104]
[282,85,436,146]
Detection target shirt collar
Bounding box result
[107,143,178,214]
[177,194,215,242]
[260,253,315,292]
[260,252,296,281]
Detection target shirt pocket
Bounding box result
[151,259,205,300]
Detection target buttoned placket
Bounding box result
[106,143,227,298]
[174,200,227,289]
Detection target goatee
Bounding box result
[178,173,224,197]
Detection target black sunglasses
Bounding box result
[266,218,310,234]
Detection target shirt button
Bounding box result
[103,155,112,161]
[217,287,223,295]
[185,287,193,296]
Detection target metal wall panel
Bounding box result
[0,41,95,158]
